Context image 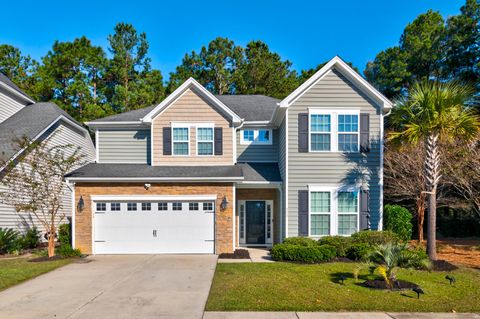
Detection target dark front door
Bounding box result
[246,201,266,244]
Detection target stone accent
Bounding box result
[74,183,234,254]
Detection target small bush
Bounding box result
[19,227,41,249]
[346,243,372,261]
[383,205,413,241]
[58,223,71,246]
[351,230,400,246]
[271,243,335,263]
[318,236,352,257]
[401,247,431,270]
[57,244,81,258]
[0,228,20,254]
[283,237,318,246]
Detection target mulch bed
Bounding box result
[219,249,250,259]
[362,279,418,290]
[432,259,459,271]
[28,255,65,262]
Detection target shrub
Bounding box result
[0,228,20,254]
[58,223,71,246]
[346,243,372,261]
[318,236,352,257]
[19,227,41,249]
[283,237,318,246]
[271,243,335,263]
[383,205,413,241]
[57,244,81,258]
[351,230,400,246]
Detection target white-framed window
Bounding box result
[158,202,168,211]
[172,127,189,155]
[127,203,137,211]
[240,129,272,145]
[172,202,182,211]
[309,109,360,153]
[203,202,214,211]
[189,202,199,211]
[196,127,214,156]
[141,202,151,211]
[110,202,121,211]
[96,203,106,211]
[308,185,359,236]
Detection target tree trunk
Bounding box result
[47,230,55,258]
[416,195,425,243]
[425,133,440,260]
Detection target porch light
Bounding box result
[77,196,84,212]
[220,196,229,210]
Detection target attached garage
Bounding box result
[92,195,216,254]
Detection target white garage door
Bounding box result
[93,199,215,254]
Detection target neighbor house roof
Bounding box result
[88,105,155,123]
[65,163,244,182]
[0,102,83,162]
[0,72,35,103]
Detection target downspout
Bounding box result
[378,106,393,231]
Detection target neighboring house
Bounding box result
[65,56,393,255]
[0,73,96,234]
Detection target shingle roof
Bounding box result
[215,95,279,121]
[238,162,282,182]
[0,72,33,101]
[88,105,155,123]
[0,102,78,162]
[65,163,244,180]
[65,162,281,183]
[88,94,280,124]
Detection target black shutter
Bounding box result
[360,113,370,153]
[214,127,223,155]
[359,189,371,230]
[163,127,171,155]
[298,113,309,152]
[298,190,309,236]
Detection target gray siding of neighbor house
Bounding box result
[0,88,27,124]
[287,68,383,236]
[97,128,151,164]
[236,128,278,162]
[0,121,95,233]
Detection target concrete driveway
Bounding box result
[0,255,217,319]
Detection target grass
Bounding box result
[206,262,480,312]
[0,256,72,291]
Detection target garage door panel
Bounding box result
[93,201,215,254]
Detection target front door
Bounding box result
[245,201,266,244]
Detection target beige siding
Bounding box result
[0,88,27,123]
[152,88,233,165]
[236,128,278,162]
[98,128,150,164]
[0,121,95,235]
[287,69,383,236]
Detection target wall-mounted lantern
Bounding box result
[77,196,84,212]
[220,195,229,210]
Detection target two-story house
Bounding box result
[65,56,393,255]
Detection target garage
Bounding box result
[92,196,215,254]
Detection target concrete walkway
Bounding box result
[204,312,480,319]
[218,247,273,263]
[0,255,217,319]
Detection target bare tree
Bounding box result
[0,135,85,257]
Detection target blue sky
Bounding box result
[0,0,463,79]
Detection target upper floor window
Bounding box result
[172,127,189,155]
[309,110,359,153]
[241,129,272,145]
[197,127,214,155]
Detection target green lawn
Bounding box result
[207,262,480,312]
[0,256,72,291]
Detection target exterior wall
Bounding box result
[236,188,280,244]
[0,121,95,234]
[278,117,287,240]
[287,69,382,236]
[74,183,234,254]
[151,88,233,165]
[97,128,151,164]
[236,128,278,162]
[0,88,27,124]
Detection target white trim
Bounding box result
[85,121,143,125]
[151,120,154,165]
[232,185,236,251]
[171,125,190,156]
[66,181,76,249]
[284,108,289,238]
[238,199,273,246]
[95,129,99,162]
[0,81,35,104]
[196,126,215,156]
[308,184,360,237]
[279,56,393,110]
[142,78,242,124]
[308,109,360,153]
[232,127,237,164]
[240,128,273,145]
[378,111,387,231]
[91,194,218,201]
[65,176,244,182]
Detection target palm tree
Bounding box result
[389,80,479,260]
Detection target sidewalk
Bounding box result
[204,312,480,319]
